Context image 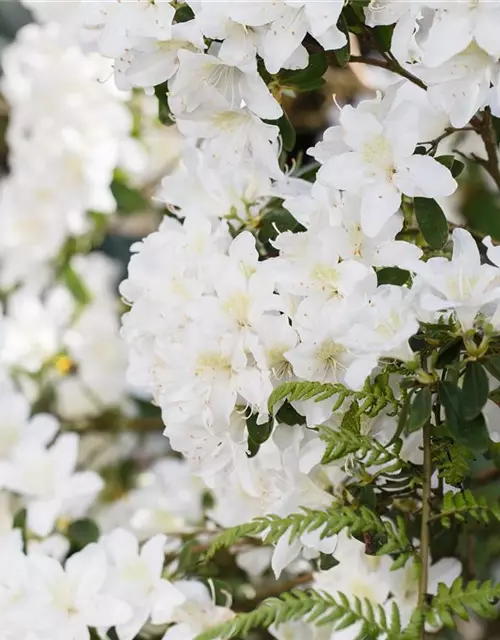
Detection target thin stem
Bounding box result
[237,573,313,611]
[478,107,500,190]
[418,420,432,638]
[348,55,427,91]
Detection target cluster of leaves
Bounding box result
[194,590,410,640]
[206,504,411,568]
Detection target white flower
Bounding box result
[161,580,234,640]
[101,529,185,640]
[271,527,337,579]
[240,0,346,74]
[313,98,457,237]
[31,543,132,640]
[365,0,428,63]
[422,1,500,67]
[0,380,59,467]
[175,107,282,179]
[114,19,205,90]
[158,146,275,224]
[77,0,175,58]
[417,43,496,128]
[345,285,420,363]
[414,228,500,329]
[169,50,282,121]
[3,433,103,536]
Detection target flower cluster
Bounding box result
[0,22,134,288]
[3,1,500,639]
[0,521,235,640]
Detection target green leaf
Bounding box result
[276,401,305,426]
[371,24,394,52]
[441,382,490,452]
[407,387,432,433]
[377,267,410,286]
[174,4,194,22]
[332,15,350,67]
[435,338,463,370]
[391,390,413,444]
[484,355,500,381]
[462,176,500,241]
[278,52,328,92]
[68,518,100,549]
[276,110,296,152]
[462,361,489,420]
[111,177,149,215]
[62,266,92,306]
[414,197,449,249]
[154,82,174,125]
[246,413,273,458]
[435,155,465,178]
[258,207,305,248]
[13,508,28,553]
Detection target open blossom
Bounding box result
[416,43,497,128]
[414,228,500,329]
[169,50,282,121]
[101,529,185,640]
[0,22,134,286]
[30,544,132,640]
[422,0,500,66]
[114,19,205,90]
[161,580,235,640]
[312,97,457,237]
[176,107,283,179]
[2,432,103,536]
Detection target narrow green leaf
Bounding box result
[389,390,413,445]
[407,387,432,433]
[414,197,449,249]
[62,266,92,306]
[154,82,174,125]
[13,508,28,553]
[462,361,489,420]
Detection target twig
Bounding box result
[418,420,432,639]
[348,55,427,90]
[237,573,314,611]
[477,107,500,191]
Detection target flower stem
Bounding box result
[479,107,500,191]
[418,419,432,638]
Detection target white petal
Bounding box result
[318,152,368,191]
[344,356,378,390]
[240,72,282,120]
[271,531,302,579]
[360,182,401,237]
[396,155,457,198]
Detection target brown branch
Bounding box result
[348,55,427,90]
[477,107,500,191]
[236,573,313,611]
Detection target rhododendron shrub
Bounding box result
[3,1,500,639]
